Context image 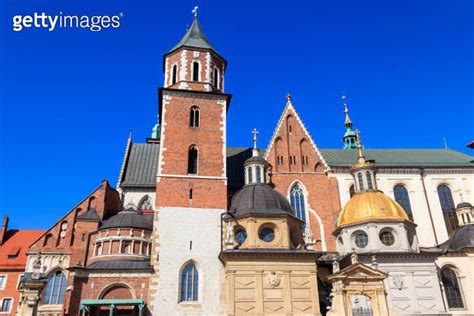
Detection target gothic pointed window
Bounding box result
[213,67,219,89]
[172,64,178,85]
[180,262,198,302]
[187,146,198,175]
[366,172,373,190]
[192,62,199,81]
[43,271,67,304]
[441,267,464,309]
[290,183,306,223]
[394,185,413,221]
[190,106,200,127]
[357,173,365,191]
[437,184,458,236]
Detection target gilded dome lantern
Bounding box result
[334,130,417,255]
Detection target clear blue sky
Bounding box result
[0,0,472,229]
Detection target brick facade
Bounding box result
[156,91,230,210]
[266,103,341,251]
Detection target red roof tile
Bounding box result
[0,230,45,269]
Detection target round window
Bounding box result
[380,231,395,246]
[354,232,368,248]
[235,229,247,245]
[259,227,275,242]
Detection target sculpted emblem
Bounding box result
[267,272,280,288]
[392,275,404,290]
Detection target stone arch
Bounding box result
[99,283,135,300]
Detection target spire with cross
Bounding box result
[252,128,259,157]
[192,6,198,17]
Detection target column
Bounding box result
[138,304,145,316]
[109,304,115,316]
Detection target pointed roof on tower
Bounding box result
[167,14,223,61]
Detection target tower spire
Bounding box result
[342,94,357,149]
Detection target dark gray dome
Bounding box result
[228,184,294,218]
[100,208,153,231]
[442,224,474,252]
[457,202,472,209]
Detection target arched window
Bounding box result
[349,185,355,198]
[357,173,365,191]
[437,184,458,236]
[43,271,67,304]
[366,172,373,190]
[441,267,464,309]
[172,64,178,85]
[192,62,199,81]
[189,106,200,128]
[290,184,306,223]
[247,167,253,184]
[187,146,198,175]
[394,185,413,221]
[138,195,153,211]
[213,67,219,89]
[180,262,198,302]
[256,166,262,183]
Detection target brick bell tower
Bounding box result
[150,10,231,315]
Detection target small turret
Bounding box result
[350,130,376,193]
[244,128,268,185]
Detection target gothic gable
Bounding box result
[265,97,329,173]
[29,180,120,253]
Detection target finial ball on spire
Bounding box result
[286,92,292,101]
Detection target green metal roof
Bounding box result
[319,148,474,168]
[81,299,144,306]
[118,145,474,190]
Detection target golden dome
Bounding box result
[337,191,411,228]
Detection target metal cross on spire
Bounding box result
[286,92,292,102]
[192,6,199,17]
[252,128,259,149]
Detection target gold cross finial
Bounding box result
[252,128,259,149]
[286,92,292,102]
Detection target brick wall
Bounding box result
[0,271,23,316]
[266,105,341,251]
[156,91,229,210]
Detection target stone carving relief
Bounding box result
[267,272,280,288]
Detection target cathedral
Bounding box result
[4,11,474,316]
